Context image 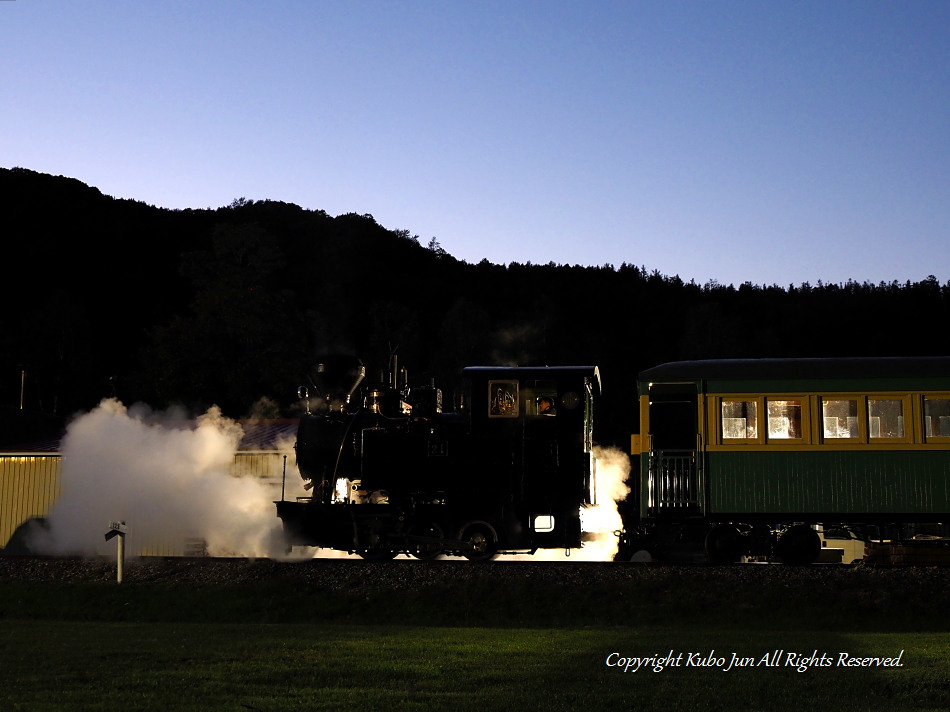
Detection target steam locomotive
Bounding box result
[277,354,950,564]
[276,356,601,560]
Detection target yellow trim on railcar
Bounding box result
[639,389,950,453]
[705,390,949,451]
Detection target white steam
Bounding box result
[33,399,286,558]
[578,445,631,560]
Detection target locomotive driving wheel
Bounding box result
[355,518,396,561]
[460,522,498,562]
[406,522,444,561]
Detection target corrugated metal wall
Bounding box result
[1,452,289,553]
[0,454,61,546]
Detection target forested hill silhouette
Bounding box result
[2,166,949,448]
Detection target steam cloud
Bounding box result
[581,445,632,557]
[33,399,286,558]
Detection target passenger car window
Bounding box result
[822,399,859,439]
[721,400,757,439]
[766,399,802,440]
[868,398,904,439]
[924,397,950,438]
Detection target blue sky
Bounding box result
[3,1,947,287]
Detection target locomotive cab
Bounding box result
[461,367,599,552]
[276,360,601,560]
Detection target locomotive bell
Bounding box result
[363,386,401,416]
[364,388,385,413]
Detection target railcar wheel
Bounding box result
[704,524,743,563]
[460,522,498,562]
[775,524,821,565]
[409,522,444,561]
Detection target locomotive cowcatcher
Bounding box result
[276,356,601,560]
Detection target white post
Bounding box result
[117,532,125,584]
[105,521,128,584]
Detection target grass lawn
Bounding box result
[3,620,949,711]
[2,569,949,711]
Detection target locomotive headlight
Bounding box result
[333,478,348,503]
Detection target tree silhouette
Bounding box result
[3,168,950,450]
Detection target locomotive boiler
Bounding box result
[276,356,601,560]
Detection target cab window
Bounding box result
[525,380,558,417]
[488,381,519,418]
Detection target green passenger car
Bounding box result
[634,357,950,563]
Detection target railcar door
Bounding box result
[647,383,702,517]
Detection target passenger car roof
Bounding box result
[639,357,950,383]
